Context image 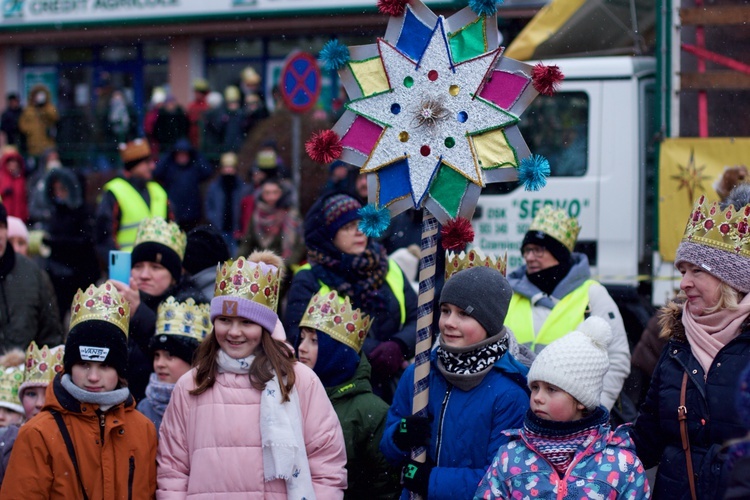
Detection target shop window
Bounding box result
[60,48,93,63]
[100,45,137,62]
[22,47,59,65]
[143,42,169,62]
[268,36,327,57]
[206,39,263,59]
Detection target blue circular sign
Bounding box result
[280,52,322,114]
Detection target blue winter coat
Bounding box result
[204,174,248,236]
[380,348,530,500]
[629,301,750,500]
[474,418,650,499]
[153,139,213,224]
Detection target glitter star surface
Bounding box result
[345,19,518,206]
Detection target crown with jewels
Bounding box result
[214,257,281,313]
[682,195,750,257]
[445,249,507,280]
[69,283,130,336]
[134,217,187,259]
[528,206,581,252]
[156,297,211,343]
[23,342,64,388]
[0,367,24,414]
[300,290,371,353]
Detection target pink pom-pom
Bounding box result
[305,130,343,164]
[441,217,475,251]
[531,64,564,96]
[377,0,408,16]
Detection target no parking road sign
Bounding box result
[280,52,322,114]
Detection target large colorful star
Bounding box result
[318,0,549,226]
[345,19,517,206]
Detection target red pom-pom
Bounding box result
[531,64,564,96]
[305,129,343,164]
[441,217,475,251]
[378,0,408,16]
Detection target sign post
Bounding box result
[279,51,322,210]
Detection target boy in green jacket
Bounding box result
[297,290,400,499]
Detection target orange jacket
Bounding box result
[0,374,157,499]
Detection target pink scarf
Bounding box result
[682,293,750,376]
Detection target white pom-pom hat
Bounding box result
[526,316,613,410]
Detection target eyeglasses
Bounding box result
[521,246,547,258]
[339,220,362,233]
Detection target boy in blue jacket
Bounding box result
[380,265,530,499]
[475,317,650,499]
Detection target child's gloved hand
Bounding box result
[393,415,431,451]
[368,340,405,378]
[402,459,433,496]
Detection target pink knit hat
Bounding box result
[6,216,28,242]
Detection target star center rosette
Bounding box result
[310,0,560,238]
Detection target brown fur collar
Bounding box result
[658,299,687,342]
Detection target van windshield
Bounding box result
[519,91,589,177]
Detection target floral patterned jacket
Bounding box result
[474,423,650,500]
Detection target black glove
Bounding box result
[402,459,434,496]
[393,415,431,452]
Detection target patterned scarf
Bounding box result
[436,331,509,391]
[252,199,301,261]
[524,406,609,476]
[144,372,174,419]
[308,241,389,312]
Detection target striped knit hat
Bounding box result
[323,194,362,236]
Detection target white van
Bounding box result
[472,55,658,340]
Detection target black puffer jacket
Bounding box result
[630,300,750,500]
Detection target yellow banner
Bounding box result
[659,137,750,261]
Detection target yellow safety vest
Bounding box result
[104,178,168,252]
[504,280,596,353]
[297,259,406,326]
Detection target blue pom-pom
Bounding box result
[319,40,350,72]
[358,204,391,238]
[468,0,501,16]
[518,154,551,191]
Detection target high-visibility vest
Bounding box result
[297,259,406,326]
[504,280,596,353]
[104,178,168,252]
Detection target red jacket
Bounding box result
[0,151,27,222]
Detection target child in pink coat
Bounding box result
[157,251,347,499]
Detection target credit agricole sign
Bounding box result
[0,0,460,26]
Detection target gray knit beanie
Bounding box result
[439,266,512,336]
[675,241,750,293]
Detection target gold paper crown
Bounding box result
[528,206,581,252]
[682,195,750,257]
[69,283,130,336]
[134,217,187,259]
[156,297,211,343]
[299,290,371,353]
[23,342,64,387]
[214,257,281,312]
[445,249,507,280]
[0,367,23,412]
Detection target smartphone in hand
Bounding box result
[109,250,131,284]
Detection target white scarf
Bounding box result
[216,350,316,500]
